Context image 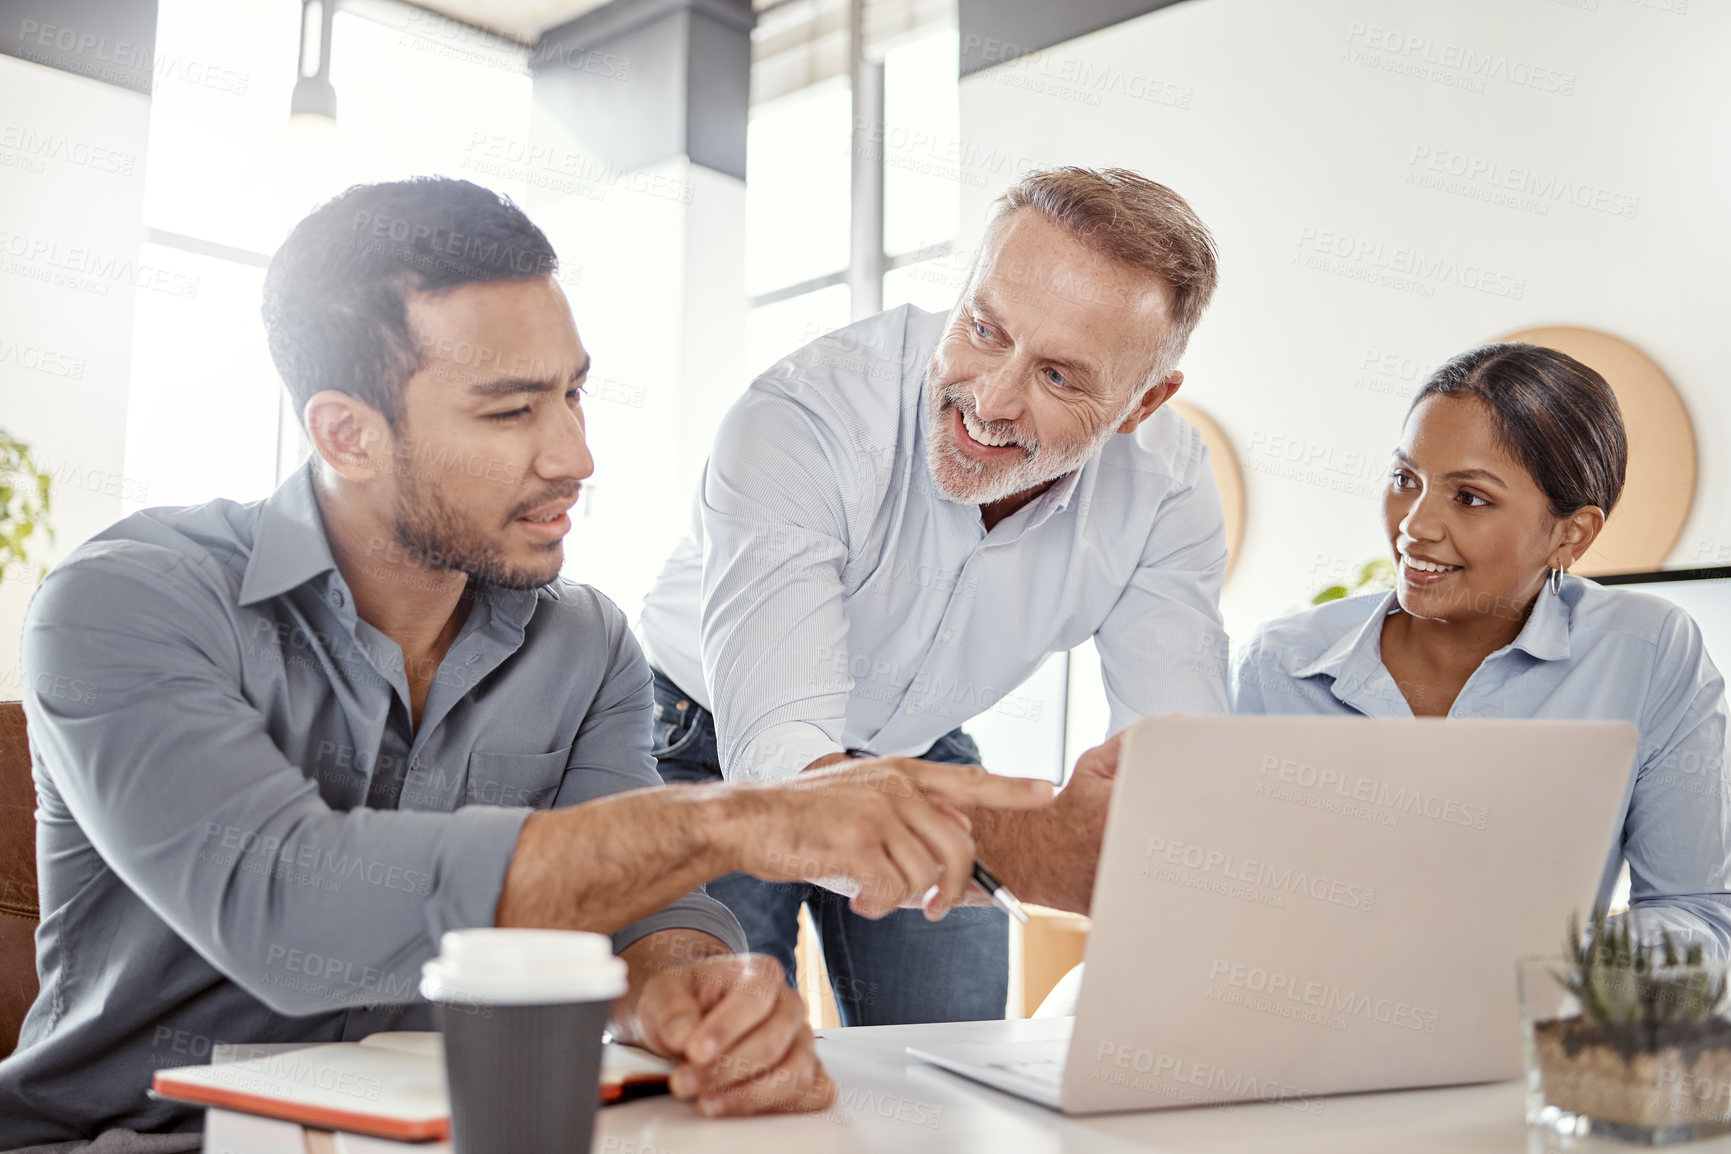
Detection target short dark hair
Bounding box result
[1411,342,1627,518]
[261,177,559,429]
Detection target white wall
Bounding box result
[956,0,1731,647]
[0,54,150,701]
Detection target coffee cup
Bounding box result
[421,928,626,1154]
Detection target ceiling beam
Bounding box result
[958,0,1192,76]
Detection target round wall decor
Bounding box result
[1169,399,1245,583]
[1495,326,1695,578]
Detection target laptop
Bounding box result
[910,714,1638,1114]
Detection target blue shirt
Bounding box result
[1230,575,1731,951]
[0,464,743,1147]
[638,305,1231,780]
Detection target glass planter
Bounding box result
[1520,955,1731,1145]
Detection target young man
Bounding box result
[0,178,1050,1150]
[639,167,1230,1025]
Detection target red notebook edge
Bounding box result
[150,1071,450,1142]
[152,1068,670,1139]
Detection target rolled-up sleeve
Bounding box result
[1092,441,1231,734]
[697,385,856,781]
[22,550,529,1016]
[1618,606,1731,954]
[555,597,746,954]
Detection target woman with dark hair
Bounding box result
[1231,342,1731,950]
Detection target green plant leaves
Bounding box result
[1301,556,1397,610]
[1561,907,1729,1041]
[0,428,54,584]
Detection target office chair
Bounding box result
[0,701,40,1058]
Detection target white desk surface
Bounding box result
[229,1018,1731,1153]
[590,1018,1731,1154]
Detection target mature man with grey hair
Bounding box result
[639,166,1231,1024]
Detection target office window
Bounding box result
[747,284,852,378]
[880,26,962,316]
[882,253,966,313]
[122,244,279,516]
[141,0,300,254]
[882,27,959,259]
[745,78,853,298]
[329,10,531,195]
[132,0,534,513]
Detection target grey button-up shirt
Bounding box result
[0,464,743,1148]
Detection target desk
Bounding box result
[243,1019,1731,1153]
[590,1019,1692,1154]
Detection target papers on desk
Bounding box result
[333,1130,451,1153]
[202,1108,457,1153]
[201,1108,311,1154]
[158,1031,674,1144]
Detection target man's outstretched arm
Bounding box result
[495,759,1053,1118]
[496,757,1055,929]
[966,736,1123,915]
[794,739,1123,917]
[22,555,1051,1020]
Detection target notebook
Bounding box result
[154,1031,674,1142]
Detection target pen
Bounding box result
[971,860,1031,925]
[844,747,1033,924]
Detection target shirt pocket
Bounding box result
[464,743,573,810]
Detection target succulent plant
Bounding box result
[1561,908,1727,1034]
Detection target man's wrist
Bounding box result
[970,806,1051,908]
[624,928,733,982]
[611,930,732,1045]
[688,779,760,879]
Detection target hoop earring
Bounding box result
[1547,566,1563,596]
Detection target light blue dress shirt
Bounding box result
[1230,575,1731,952]
[638,304,1231,781]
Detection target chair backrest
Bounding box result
[0,701,40,1058]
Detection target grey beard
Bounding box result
[925,386,1141,505]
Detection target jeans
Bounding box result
[649,668,1009,1025]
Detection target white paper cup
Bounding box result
[422,929,627,1154]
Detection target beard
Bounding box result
[923,364,1143,506]
[390,467,575,591]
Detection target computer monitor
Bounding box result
[1596,566,1731,675]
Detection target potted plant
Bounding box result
[1294,557,1395,615]
[0,429,54,587]
[1522,909,1731,1144]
